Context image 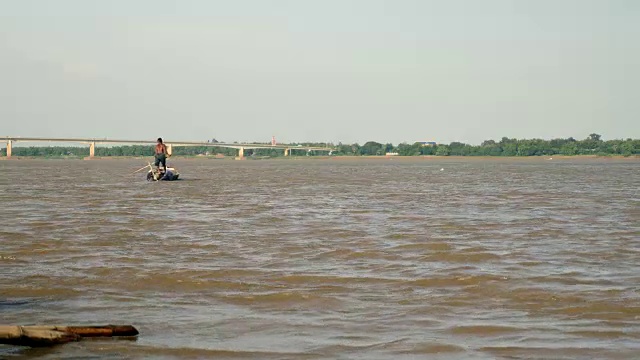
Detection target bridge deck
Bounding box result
[1,137,333,151]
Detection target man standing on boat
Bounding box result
[154,137,169,172]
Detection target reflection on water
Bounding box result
[1,158,639,359]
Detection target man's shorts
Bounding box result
[154,154,166,168]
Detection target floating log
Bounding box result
[62,325,138,337]
[0,325,138,347]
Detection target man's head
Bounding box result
[157,137,163,144]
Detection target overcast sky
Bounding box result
[1,0,638,145]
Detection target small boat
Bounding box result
[133,162,180,181]
[147,166,180,181]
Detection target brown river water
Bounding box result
[0,157,639,359]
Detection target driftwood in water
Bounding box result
[64,325,138,337]
[0,325,138,347]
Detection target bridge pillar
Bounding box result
[167,144,173,156]
[5,140,12,158]
[235,147,245,160]
[84,142,95,160]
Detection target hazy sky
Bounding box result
[1,0,638,145]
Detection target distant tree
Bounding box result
[351,143,361,155]
[384,143,394,154]
[620,141,634,156]
[435,145,450,156]
[589,133,602,142]
[480,140,502,156]
[395,143,412,156]
[448,142,466,156]
[359,141,384,156]
[560,142,578,155]
[501,143,518,156]
[420,145,436,155]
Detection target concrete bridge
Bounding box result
[1,136,334,159]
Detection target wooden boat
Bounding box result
[146,166,180,181]
[133,163,180,181]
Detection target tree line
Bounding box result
[1,134,638,157]
[339,134,638,157]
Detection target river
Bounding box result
[1,157,638,359]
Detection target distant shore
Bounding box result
[1,155,638,161]
[342,155,637,161]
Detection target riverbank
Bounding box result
[331,155,640,161]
